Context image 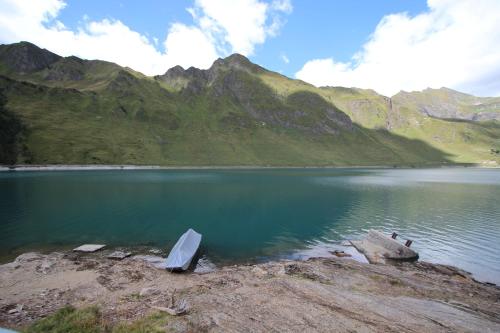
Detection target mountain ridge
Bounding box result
[3,41,500,100]
[0,41,498,166]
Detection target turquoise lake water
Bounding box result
[0,168,499,284]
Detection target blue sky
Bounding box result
[1,0,499,96]
[224,0,426,74]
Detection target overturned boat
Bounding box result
[165,228,202,271]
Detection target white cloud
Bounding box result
[162,23,219,70]
[281,53,289,64]
[272,0,293,14]
[190,0,292,56]
[0,0,292,75]
[296,0,500,97]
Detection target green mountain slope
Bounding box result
[0,41,498,166]
[392,87,500,121]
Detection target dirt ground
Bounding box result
[1,251,499,332]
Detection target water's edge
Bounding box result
[2,246,495,287]
[3,241,495,286]
[1,163,490,172]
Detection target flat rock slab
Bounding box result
[351,240,390,264]
[132,255,167,269]
[107,251,132,260]
[73,244,106,253]
[351,230,418,264]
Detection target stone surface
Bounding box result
[107,251,132,260]
[193,256,217,274]
[132,255,167,269]
[351,230,418,263]
[330,250,352,258]
[73,244,106,253]
[139,287,159,297]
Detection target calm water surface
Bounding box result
[1,168,499,284]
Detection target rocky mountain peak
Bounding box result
[0,41,61,74]
[210,53,262,74]
[156,53,264,93]
[162,65,185,78]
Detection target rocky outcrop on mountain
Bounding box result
[43,56,86,81]
[106,70,140,93]
[210,53,265,74]
[392,87,500,121]
[156,53,265,94]
[157,56,353,134]
[0,41,61,74]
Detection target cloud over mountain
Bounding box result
[0,0,291,75]
[296,0,500,97]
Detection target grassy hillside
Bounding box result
[258,70,500,166]
[392,87,500,121]
[0,41,498,166]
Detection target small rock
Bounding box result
[76,260,99,271]
[330,250,352,258]
[15,252,43,262]
[194,256,217,273]
[251,266,268,277]
[63,252,81,261]
[284,263,301,275]
[4,262,21,269]
[140,287,159,297]
[152,299,189,316]
[133,255,167,269]
[149,248,162,255]
[8,304,23,314]
[37,259,56,274]
[107,251,132,260]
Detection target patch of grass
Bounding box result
[388,279,403,286]
[124,292,143,301]
[24,306,104,333]
[112,312,169,333]
[369,275,383,282]
[23,306,170,333]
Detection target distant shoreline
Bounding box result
[0,163,491,172]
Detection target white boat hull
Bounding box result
[165,228,202,271]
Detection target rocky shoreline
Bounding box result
[1,163,485,172]
[1,251,499,332]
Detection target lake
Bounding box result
[0,168,499,284]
